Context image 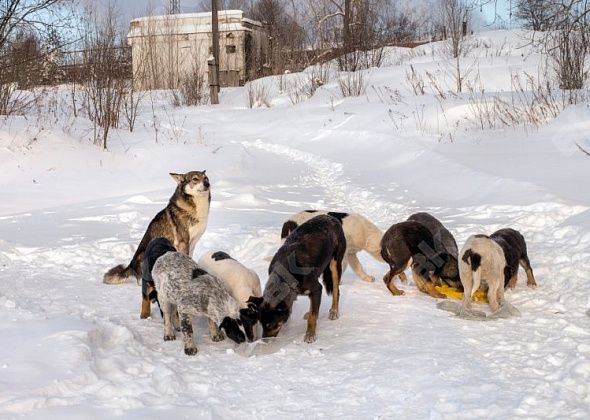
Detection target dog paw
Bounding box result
[527,282,537,289]
[362,276,375,283]
[304,332,316,343]
[211,333,225,342]
[388,288,405,296]
[303,312,309,320]
[328,309,339,320]
[163,334,176,341]
[184,347,198,356]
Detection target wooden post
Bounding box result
[210,0,220,104]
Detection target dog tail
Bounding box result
[463,249,482,297]
[322,263,335,296]
[103,264,133,284]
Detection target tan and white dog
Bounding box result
[281,210,383,282]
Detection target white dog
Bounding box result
[198,251,262,306]
[281,210,384,282]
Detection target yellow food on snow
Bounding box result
[434,285,488,303]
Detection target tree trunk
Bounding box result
[343,0,352,52]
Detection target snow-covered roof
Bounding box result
[128,10,262,39]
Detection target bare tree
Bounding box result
[438,0,474,93]
[439,0,472,59]
[0,0,71,50]
[80,6,128,149]
[514,0,556,30]
[248,0,305,73]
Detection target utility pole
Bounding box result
[170,0,180,14]
[209,0,220,104]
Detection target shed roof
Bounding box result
[128,10,262,39]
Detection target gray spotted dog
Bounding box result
[150,239,249,355]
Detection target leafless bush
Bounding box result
[287,76,309,105]
[307,64,331,92]
[406,65,425,95]
[467,70,569,130]
[171,64,209,107]
[337,48,385,72]
[535,1,590,93]
[372,85,402,105]
[338,70,367,97]
[426,71,447,99]
[285,64,331,105]
[551,28,587,91]
[0,81,40,115]
[122,81,143,132]
[247,81,271,108]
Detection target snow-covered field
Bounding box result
[1,30,589,418]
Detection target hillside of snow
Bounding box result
[1,30,589,418]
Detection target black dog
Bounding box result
[407,212,461,289]
[258,215,346,343]
[490,228,537,289]
[380,221,448,298]
[141,237,177,318]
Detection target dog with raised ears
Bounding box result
[281,210,383,283]
[260,214,346,343]
[103,171,211,316]
[459,234,507,314]
[380,221,448,298]
[407,212,461,289]
[198,251,262,340]
[151,250,251,356]
[490,228,537,289]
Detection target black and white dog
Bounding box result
[146,238,253,355]
[459,234,507,314]
[142,237,177,319]
[281,210,383,283]
[438,234,521,319]
[259,215,346,343]
[490,228,537,289]
[198,251,262,340]
[380,221,450,298]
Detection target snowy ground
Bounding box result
[1,30,590,418]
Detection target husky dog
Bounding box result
[281,210,383,283]
[459,235,507,313]
[380,221,448,298]
[152,250,251,356]
[260,215,346,343]
[103,171,211,310]
[198,251,262,340]
[490,228,537,289]
[407,212,461,289]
